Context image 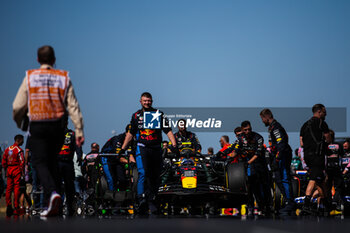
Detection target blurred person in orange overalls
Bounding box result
[2,135,25,216]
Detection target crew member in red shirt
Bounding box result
[2,135,25,216]
[218,135,233,159]
[216,127,243,163]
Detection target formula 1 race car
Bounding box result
[292,170,350,217]
[157,149,248,216]
[344,173,350,215]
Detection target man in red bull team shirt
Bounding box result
[120,92,177,215]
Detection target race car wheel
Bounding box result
[97,176,108,198]
[273,184,283,212]
[292,176,300,198]
[226,162,248,194]
[131,165,138,199]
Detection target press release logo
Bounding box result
[143,107,346,132]
[143,109,222,130]
[143,110,161,129]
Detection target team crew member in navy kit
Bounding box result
[170,119,202,155]
[120,92,178,215]
[57,117,81,216]
[220,121,267,215]
[100,124,136,191]
[342,140,350,172]
[325,130,344,212]
[240,121,270,215]
[300,104,331,214]
[260,108,294,215]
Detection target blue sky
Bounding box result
[0,0,349,153]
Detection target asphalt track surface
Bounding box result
[1,215,350,233]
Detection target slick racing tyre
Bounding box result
[292,176,300,198]
[97,175,108,198]
[226,162,248,194]
[273,184,283,212]
[131,165,138,200]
